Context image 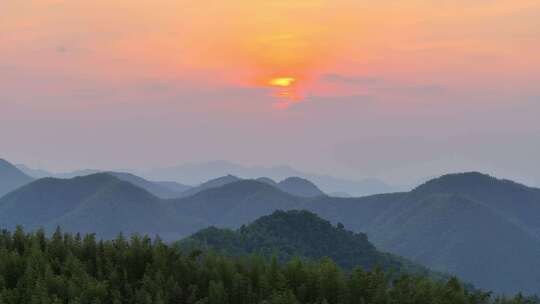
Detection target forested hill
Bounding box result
[2,170,540,294]
[181,210,447,280]
[0,227,533,304]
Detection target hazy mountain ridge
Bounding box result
[176,174,243,198]
[412,172,540,240]
[143,160,396,196]
[0,173,207,239]
[15,164,52,179]
[0,174,121,231]
[15,160,388,197]
[171,172,540,294]
[0,159,34,197]
[363,192,540,294]
[107,171,191,199]
[155,180,192,193]
[275,177,325,197]
[179,175,325,198]
[171,179,304,227]
[47,178,207,240]
[14,163,194,199]
[2,164,540,294]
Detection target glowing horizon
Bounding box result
[269,78,296,88]
[1,0,539,184]
[2,0,539,107]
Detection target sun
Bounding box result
[265,76,303,109]
[269,77,296,87]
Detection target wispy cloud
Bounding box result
[321,74,378,85]
[376,84,447,96]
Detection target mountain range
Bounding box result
[14,165,193,198]
[177,175,324,198]
[107,171,191,198]
[140,160,397,196]
[16,163,327,199]
[0,172,209,240]
[18,160,395,196]
[2,158,540,294]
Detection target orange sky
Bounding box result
[1,0,539,183]
[2,0,539,108]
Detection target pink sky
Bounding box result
[1,0,539,185]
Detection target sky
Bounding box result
[1,0,539,186]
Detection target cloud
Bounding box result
[320,73,446,93]
[288,94,375,113]
[321,73,378,84]
[376,84,448,96]
[306,94,374,103]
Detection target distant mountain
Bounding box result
[257,176,326,197]
[305,173,540,295]
[177,174,243,198]
[329,192,352,198]
[364,192,540,296]
[15,163,191,199]
[142,160,396,196]
[0,174,121,230]
[154,181,192,193]
[172,173,540,294]
[256,177,278,186]
[2,168,540,294]
[0,173,206,239]
[176,175,325,198]
[107,172,190,199]
[47,178,203,240]
[15,164,103,179]
[413,172,540,239]
[54,169,103,179]
[18,160,396,196]
[15,164,52,179]
[172,180,303,227]
[276,177,325,197]
[0,159,34,197]
[181,210,444,279]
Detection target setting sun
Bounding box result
[269,77,296,87]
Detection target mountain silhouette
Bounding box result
[177,175,325,198]
[143,160,395,196]
[0,173,206,239]
[15,164,192,199]
[1,168,540,294]
[276,177,325,197]
[182,210,445,279]
[0,159,34,197]
[307,172,540,294]
[177,174,243,197]
[107,171,190,198]
[173,173,540,294]
[154,180,192,193]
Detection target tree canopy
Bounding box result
[0,226,536,304]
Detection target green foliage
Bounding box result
[0,227,531,304]
[180,210,445,280]
[2,170,540,296]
